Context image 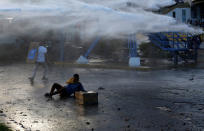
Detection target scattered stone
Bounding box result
[0,110,3,113]
[189,78,194,81]
[156,107,171,112]
[185,128,191,131]
[124,118,129,122]
[23,114,27,116]
[179,113,185,116]
[98,87,105,90]
[33,121,38,123]
[0,114,6,117]
[86,122,90,125]
[184,118,191,121]
[6,102,11,104]
[19,123,25,128]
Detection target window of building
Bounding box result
[182,9,186,22]
[173,12,176,18]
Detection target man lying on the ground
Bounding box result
[45,74,86,98]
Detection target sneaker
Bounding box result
[28,77,34,82]
[42,77,48,81]
[44,93,52,98]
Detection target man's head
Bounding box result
[39,42,48,48]
[73,74,79,82]
[39,42,44,46]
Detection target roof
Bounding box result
[157,0,204,14]
[158,3,190,14]
[192,0,204,5]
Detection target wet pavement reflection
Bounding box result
[0,64,204,130]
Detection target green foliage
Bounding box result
[139,42,171,58]
[93,39,122,58]
[0,43,28,62]
[0,123,11,131]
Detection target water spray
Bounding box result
[77,37,100,64]
[0,0,203,67]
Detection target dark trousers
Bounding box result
[50,83,70,98]
[31,62,48,80]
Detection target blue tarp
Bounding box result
[28,48,37,60]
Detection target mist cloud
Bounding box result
[0,0,202,41]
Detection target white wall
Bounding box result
[166,8,191,23]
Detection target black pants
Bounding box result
[50,83,70,98]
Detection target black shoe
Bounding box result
[28,77,34,83]
[44,93,52,98]
[42,77,48,81]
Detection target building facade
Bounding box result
[166,6,191,23]
[159,0,204,27]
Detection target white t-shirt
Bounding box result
[37,46,47,62]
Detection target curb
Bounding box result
[53,62,153,71]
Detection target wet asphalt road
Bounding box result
[0,64,204,131]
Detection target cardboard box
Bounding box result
[75,91,98,105]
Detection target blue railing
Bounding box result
[128,34,138,57]
[84,37,100,58]
[148,32,199,65]
[148,32,191,52]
